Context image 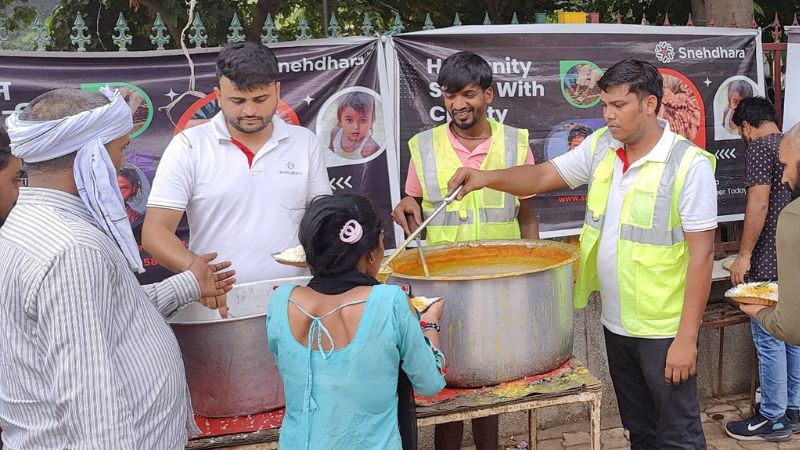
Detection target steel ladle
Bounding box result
[382,184,464,272]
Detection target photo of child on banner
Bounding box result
[545,120,604,161]
[117,162,151,232]
[316,87,386,165]
[328,91,381,159]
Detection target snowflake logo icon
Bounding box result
[655,41,675,63]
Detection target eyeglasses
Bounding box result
[13,171,28,188]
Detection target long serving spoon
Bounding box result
[383,184,464,271]
[415,235,430,277]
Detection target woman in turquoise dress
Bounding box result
[267,194,446,450]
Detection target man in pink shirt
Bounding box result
[391,51,538,450]
[403,129,536,198]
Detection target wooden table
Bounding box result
[187,357,603,450]
[703,257,754,405]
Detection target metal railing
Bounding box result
[0,9,797,52]
[0,7,794,125]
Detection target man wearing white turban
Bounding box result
[0,87,236,449]
[0,124,24,227]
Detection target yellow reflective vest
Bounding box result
[573,127,716,336]
[408,119,528,244]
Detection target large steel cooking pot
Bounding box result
[169,276,311,417]
[388,240,578,388]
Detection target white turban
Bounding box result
[5,87,144,273]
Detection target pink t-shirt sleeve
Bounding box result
[519,146,535,199]
[404,160,424,198]
[524,146,535,165]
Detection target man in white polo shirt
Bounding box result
[449,60,717,449]
[143,41,331,313]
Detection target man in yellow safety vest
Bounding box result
[448,59,717,449]
[392,51,539,450]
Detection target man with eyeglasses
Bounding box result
[0,124,24,227]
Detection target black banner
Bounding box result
[388,25,763,234]
[0,38,399,284]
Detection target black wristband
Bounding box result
[422,322,441,333]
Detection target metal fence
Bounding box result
[0,8,797,52]
[0,7,795,126]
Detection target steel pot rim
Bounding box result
[388,239,579,282]
[170,312,267,326]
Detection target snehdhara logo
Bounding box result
[655,40,745,63]
[655,41,675,63]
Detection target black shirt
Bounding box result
[745,133,793,281]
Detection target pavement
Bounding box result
[484,394,800,450]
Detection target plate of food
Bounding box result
[272,245,308,267]
[724,281,778,306]
[720,255,736,271]
[410,296,443,313]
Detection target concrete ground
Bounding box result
[479,394,800,450]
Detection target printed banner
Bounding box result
[387,25,764,235]
[0,37,401,284]
[785,27,800,132]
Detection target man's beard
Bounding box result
[449,106,485,130]
[790,162,800,198]
[227,113,273,134]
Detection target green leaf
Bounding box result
[752,2,765,20]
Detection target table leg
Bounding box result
[716,327,725,398]
[590,393,602,450]
[529,408,538,450]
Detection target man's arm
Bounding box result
[141,207,195,273]
[307,135,333,199]
[392,196,423,236]
[449,162,570,199]
[748,209,800,344]
[666,155,718,384]
[732,140,775,285]
[665,229,715,384]
[144,134,197,273]
[518,197,540,239]
[448,134,595,199]
[142,210,234,318]
[729,185,770,285]
[141,253,235,319]
[38,247,137,448]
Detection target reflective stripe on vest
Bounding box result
[415,127,475,226]
[617,139,692,246]
[573,127,716,336]
[409,119,527,243]
[583,132,696,243]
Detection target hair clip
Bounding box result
[339,219,363,244]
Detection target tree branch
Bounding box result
[247,0,280,41]
[134,0,183,46]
